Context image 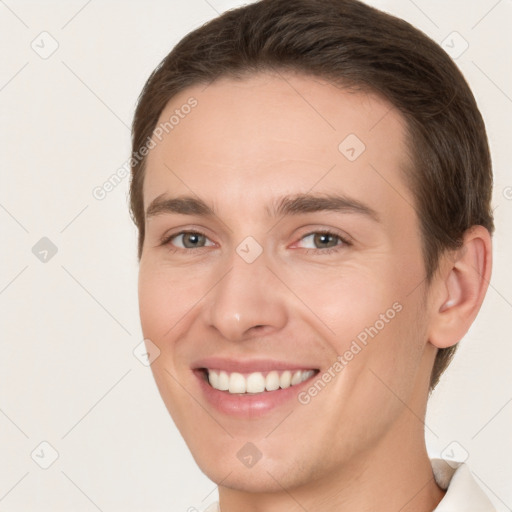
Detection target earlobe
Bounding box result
[428,226,492,349]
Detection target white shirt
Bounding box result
[202,459,496,511]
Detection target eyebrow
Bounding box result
[145,192,380,223]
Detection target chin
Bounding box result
[200,461,300,494]
[190,442,320,495]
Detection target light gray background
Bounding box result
[0,0,511,510]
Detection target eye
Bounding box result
[161,230,215,250]
[296,230,351,254]
[159,229,351,255]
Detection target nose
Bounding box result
[204,248,288,342]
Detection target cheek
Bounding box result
[137,265,197,419]
[342,295,427,417]
[284,261,398,343]
[138,267,168,338]
[309,260,425,400]
[137,261,200,339]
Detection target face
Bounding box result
[138,72,438,492]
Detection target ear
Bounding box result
[428,225,492,349]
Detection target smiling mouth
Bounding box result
[199,368,320,395]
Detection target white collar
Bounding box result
[431,458,496,511]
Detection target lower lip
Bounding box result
[194,370,317,417]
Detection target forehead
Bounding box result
[143,71,414,224]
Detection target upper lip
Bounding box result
[192,357,319,374]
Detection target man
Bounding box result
[129,0,495,510]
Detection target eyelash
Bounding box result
[159,229,352,255]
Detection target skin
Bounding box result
[137,71,492,512]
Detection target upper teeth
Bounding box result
[207,369,315,394]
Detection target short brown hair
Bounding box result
[129,0,494,391]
